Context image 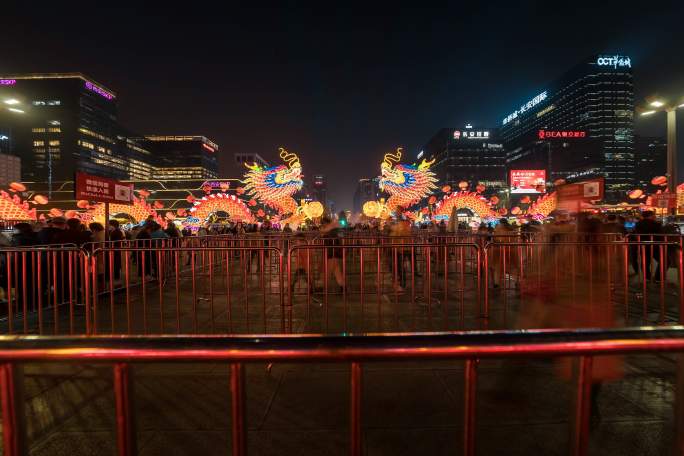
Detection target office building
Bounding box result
[634,136,667,190]
[232,152,269,177]
[141,135,219,179]
[353,177,381,213]
[0,153,21,186]
[311,174,327,207]
[500,54,634,201]
[423,125,506,195]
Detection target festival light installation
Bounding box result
[526,192,557,218]
[91,196,165,226]
[378,147,437,210]
[186,193,255,226]
[0,189,36,221]
[243,147,304,216]
[433,191,496,219]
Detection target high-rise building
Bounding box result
[232,152,269,176]
[500,54,634,201]
[0,73,126,182]
[353,177,381,213]
[141,136,219,179]
[423,125,506,195]
[0,153,21,186]
[312,174,327,207]
[634,136,667,190]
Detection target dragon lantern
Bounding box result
[378,147,437,211]
[243,148,304,216]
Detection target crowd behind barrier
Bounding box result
[1,210,683,335]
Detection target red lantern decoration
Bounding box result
[220,182,230,192]
[499,207,508,215]
[628,189,643,199]
[441,185,451,193]
[520,196,531,204]
[9,182,26,192]
[476,184,486,193]
[77,200,90,209]
[64,210,78,219]
[248,199,257,207]
[511,206,521,215]
[257,209,265,218]
[49,208,63,217]
[553,179,566,186]
[651,176,667,186]
[138,189,151,198]
[186,195,195,203]
[153,200,164,209]
[421,207,429,214]
[177,208,187,217]
[490,196,499,205]
[165,211,175,220]
[202,184,212,194]
[428,195,437,205]
[458,181,468,190]
[236,187,246,195]
[33,194,48,205]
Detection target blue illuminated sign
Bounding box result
[596,55,631,69]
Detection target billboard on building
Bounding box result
[510,170,546,194]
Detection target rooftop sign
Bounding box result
[595,55,631,69]
[503,91,548,125]
[85,80,115,100]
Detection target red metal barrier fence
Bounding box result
[1,327,684,456]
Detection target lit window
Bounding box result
[79,140,95,150]
[49,140,60,146]
[32,101,46,106]
[48,120,60,126]
[32,128,46,133]
[47,100,61,106]
[33,140,45,147]
[48,127,61,133]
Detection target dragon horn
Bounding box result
[279,147,301,169]
[244,162,261,171]
[382,147,402,167]
[418,158,435,170]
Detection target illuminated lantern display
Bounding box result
[236,187,245,195]
[153,200,164,209]
[553,179,566,186]
[165,211,175,220]
[520,195,531,204]
[651,176,667,186]
[433,192,497,219]
[421,207,429,215]
[476,184,486,193]
[363,201,380,218]
[243,148,304,216]
[526,192,557,218]
[9,182,26,192]
[186,193,255,226]
[177,208,187,217]
[202,184,212,194]
[138,189,151,198]
[628,189,643,199]
[499,207,508,215]
[49,208,63,217]
[257,209,265,218]
[64,210,79,219]
[0,190,37,221]
[378,147,437,210]
[428,195,437,205]
[441,185,451,193]
[303,201,324,219]
[90,197,165,227]
[248,199,257,207]
[511,206,521,215]
[33,194,48,205]
[220,182,230,192]
[490,196,499,205]
[77,200,90,209]
[186,195,195,203]
[458,181,469,190]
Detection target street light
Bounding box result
[6,107,24,114]
[3,99,20,105]
[637,95,684,207]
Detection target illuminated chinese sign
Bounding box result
[596,55,631,69]
[201,143,215,153]
[84,81,115,100]
[0,80,16,86]
[510,170,546,194]
[538,130,587,139]
[75,172,133,204]
[503,91,548,125]
[454,130,489,139]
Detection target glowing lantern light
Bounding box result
[165,211,175,220]
[153,200,164,209]
[33,194,48,205]
[428,195,437,205]
[476,184,486,193]
[64,210,78,219]
[186,195,195,203]
[553,179,566,186]
[49,208,63,217]
[9,182,26,192]
[421,207,429,215]
[257,209,265,218]
[236,187,246,195]
[39,214,46,221]
[248,199,257,207]
[220,182,230,192]
[138,189,151,198]
[77,200,90,209]
[442,185,451,193]
[651,176,667,186]
[177,208,187,217]
[490,196,499,205]
[202,184,212,193]
[628,189,643,199]
[303,201,324,219]
[511,206,521,215]
[363,201,379,218]
[458,181,468,190]
[499,207,508,215]
[520,196,531,204]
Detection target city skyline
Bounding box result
[1,2,683,209]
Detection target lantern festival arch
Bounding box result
[186,193,255,226]
[90,196,165,226]
[526,192,557,217]
[0,190,37,221]
[433,192,496,219]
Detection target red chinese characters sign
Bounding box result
[510,170,546,194]
[75,172,133,205]
[538,130,587,139]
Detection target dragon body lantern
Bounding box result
[378,148,437,211]
[243,148,304,216]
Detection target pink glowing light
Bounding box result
[84,81,114,100]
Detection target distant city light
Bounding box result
[3,99,20,105]
[0,135,8,140]
[7,107,24,113]
[201,143,215,153]
[679,103,684,109]
[503,91,548,125]
[649,100,665,108]
[84,80,114,100]
[0,79,16,86]
[640,110,657,116]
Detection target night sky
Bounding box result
[3,2,684,210]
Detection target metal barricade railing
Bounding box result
[483,240,684,327]
[0,326,683,456]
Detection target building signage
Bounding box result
[201,143,215,153]
[556,178,605,210]
[538,130,587,139]
[75,172,133,204]
[503,91,548,125]
[84,81,115,100]
[0,79,16,86]
[454,130,490,139]
[596,55,631,69]
[510,170,546,194]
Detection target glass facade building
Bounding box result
[500,54,634,202]
[140,136,219,180]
